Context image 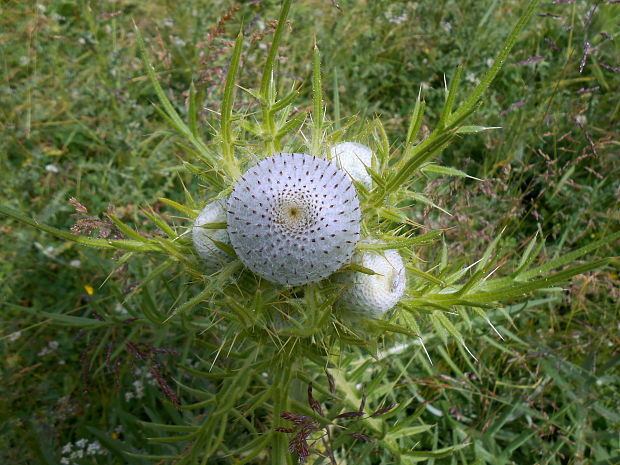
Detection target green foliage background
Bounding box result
[1,0,618,464]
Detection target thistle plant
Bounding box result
[1,0,618,462]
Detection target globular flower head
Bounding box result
[329,142,373,190]
[337,246,406,317]
[192,199,232,270]
[227,153,361,286]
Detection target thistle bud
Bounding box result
[337,247,406,317]
[329,142,373,190]
[192,199,232,270]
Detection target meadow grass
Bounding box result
[1,0,618,464]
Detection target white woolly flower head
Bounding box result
[329,142,373,190]
[227,152,361,286]
[337,246,406,317]
[192,199,232,270]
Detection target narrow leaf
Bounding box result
[448,0,541,126]
[406,90,426,145]
[159,197,198,218]
[388,424,433,440]
[220,32,244,178]
[438,65,462,129]
[259,0,292,96]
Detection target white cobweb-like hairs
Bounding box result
[329,142,373,190]
[192,199,232,270]
[227,153,361,286]
[336,247,406,317]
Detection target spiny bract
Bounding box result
[192,199,232,270]
[337,247,406,317]
[227,153,361,286]
[329,142,373,190]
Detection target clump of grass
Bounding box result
[1,0,618,464]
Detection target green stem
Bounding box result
[271,358,295,464]
[311,43,323,157]
[221,32,244,179]
[260,0,292,97]
[263,104,278,155]
[259,0,292,155]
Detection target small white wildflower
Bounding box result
[74,449,84,459]
[388,12,408,25]
[442,22,452,32]
[36,3,46,12]
[172,36,186,47]
[124,391,135,401]
[192,199,232,271]
[135,366,147,376]
[86,440,102,455]
[329,142,373,191]
[227,153,361,286]
[69,259,81,268]
[336,246,407,317]
[48,340,59,350]
[75,439,87,449]
[61,442,73,454]
[78,37,86,45]
[486,57,495,68]
[575,114,587,125]
[164,19,174,28]
[7,331,22,342]
[132,380,145,399]
[60,458,70,465]
[258,43,267,50]
[142,369,157,385]
[58,359,66,365]
[37,347,51,357]
[465,72,478,84]
[19,56,30,66]
[113,303,129,317]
